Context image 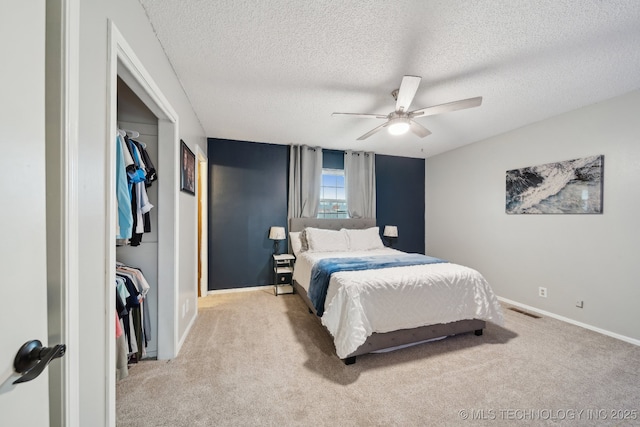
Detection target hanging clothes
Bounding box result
[116,133,133,240]
[115,307,128,380]
[130,138,157,187]
[115,262,152,368]
[115,130,157,245]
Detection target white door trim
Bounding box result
[196,145,208,300]
[45,0,80,425]
[106,21,180,426]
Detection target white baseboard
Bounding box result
[206,285,273,296]
[498,296,640,347]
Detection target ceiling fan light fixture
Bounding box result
[388,118,410,135]
[332,75,482,140]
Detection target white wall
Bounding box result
[426,89,640,342]
[77,1,205,424]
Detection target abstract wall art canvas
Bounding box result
[506,155,603,214]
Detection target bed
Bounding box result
[289,218,504,364]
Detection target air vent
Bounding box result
[508,307,541,319]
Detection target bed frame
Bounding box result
[289,218,485,365]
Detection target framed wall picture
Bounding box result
[180,140,196,195]
[506,155,604,214]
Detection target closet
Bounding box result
[116,77,160,365]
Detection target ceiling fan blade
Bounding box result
[356,122,389,140]
[395,75,422,113]
[410,96,482,118]
[332,112,387,119]
[409,120,432,138]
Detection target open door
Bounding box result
[197,151,208,298]
[0,1,57,424]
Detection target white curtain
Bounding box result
[288,145,323,219]
[344,150,376,218]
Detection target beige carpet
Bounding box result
[116,289,640,426]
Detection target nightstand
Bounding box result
[273,253,295,296]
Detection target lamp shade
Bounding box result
[269,226,286,240]
[383,225,398,238]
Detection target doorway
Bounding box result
[106,21,180,423]
[197,148,208,298]
[116,77,160,358]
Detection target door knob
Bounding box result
[13,340,66,384]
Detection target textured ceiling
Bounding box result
[139,0,640,158]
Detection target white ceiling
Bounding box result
[139,0,640,158]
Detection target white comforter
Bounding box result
[293,248,504,359]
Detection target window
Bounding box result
[318,169,348,218]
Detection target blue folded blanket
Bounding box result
[308,253,447,316]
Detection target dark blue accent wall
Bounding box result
[207,139,288,290]
[375,155,425,254]
[323,149,344,169]
[208,140,425,289]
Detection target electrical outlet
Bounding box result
[538,287,547,298]
[576,300,584,308]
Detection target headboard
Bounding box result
[289,218,376,232]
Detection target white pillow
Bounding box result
[289,232,306,256]
[304,227,349,252]
[343,227,384,251]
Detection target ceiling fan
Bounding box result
[332,75,482,140]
